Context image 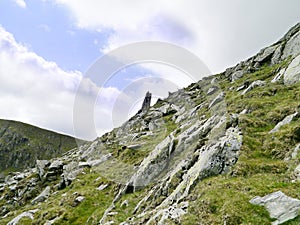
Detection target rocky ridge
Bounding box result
[1,23,300,224]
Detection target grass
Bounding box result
[2,58,300,224]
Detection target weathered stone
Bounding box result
[281,31,300,60]
[75,196,85,203]
[284,55,300,85]
[128,144,142,150]
[241,80,266,95]
[271,45,283,65]
[49,160,63,170]
[291,144,300,159]
[96,184,109,191]
[271,68,285,83]
[294,164,300,181]
[36,160,49,179]
[254,45,278,63]
[209,92,224,109]
[269,112,298,133]
[231,70,246,82]
[121,200,129,207]
[207,86,218,95]
[250,191,300,225]
[140,91,152,113]
[62,161,80,186]
[31,186,50,204]
[7,209,39,225]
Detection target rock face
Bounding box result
[284,54,300,85]
[140,91,152,112]
[250,191,300,225]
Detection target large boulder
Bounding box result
[250,191,300,225]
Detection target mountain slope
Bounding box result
[0,119,77,177]
[1,23,300,224]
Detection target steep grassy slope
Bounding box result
[183,62,300,224]
[0,119,77,176]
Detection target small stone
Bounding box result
[121,200,129,207]
[96,184,108,191]
[75,196,85,203]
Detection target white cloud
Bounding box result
[0,26,120,139]
[53,0,300,74]
[12,0,27,8]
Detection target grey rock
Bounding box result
[271,68,286,83]
[207,86,218,95]
[294,164,300,181]
[107,211,118,216]
[236,84,247,92]
[291,144,300,159]
[231,70,246,82]
[269,112,298,133]
[31,186,50,204]
[284,55,300,85]
[96,184,108,191]
[128,144,142,150]
[7,209,39,225]
[255,45,278,63]
[121,200,129,207]
[281,31,300,60]
[271,45,283,65]
[49,160,63,170]
[241,80,266,95]
[209,92,224,109]
[44,217,60,225]
[75,196,85,204]
[250,191,300,225]
[62,161,81,186]
[36,160,49,179]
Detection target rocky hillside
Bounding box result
[0,119,77,178]
[1,23,300,225]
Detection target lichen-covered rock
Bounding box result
[250,191,300,225]
[31,186,50,204]
[281,31,300,60]
[36,160,49,179]
[284,54,300,85]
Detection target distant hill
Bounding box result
[0,119,77,177]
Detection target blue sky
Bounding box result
[0,0,300,139]
[0,0,112,72]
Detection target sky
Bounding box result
[0,0,300,139]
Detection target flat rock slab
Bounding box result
[250,191,300,225]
